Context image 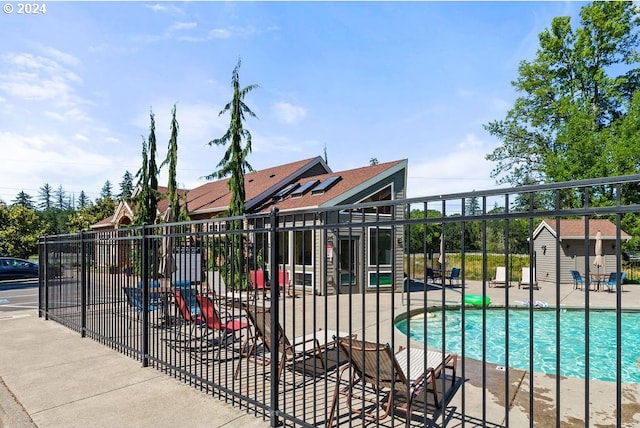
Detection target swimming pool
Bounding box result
[395,308,640,383]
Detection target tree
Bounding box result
[161,104,180,222]
[38,183,53,210]
[101,181,113,199]
[12,191,35,209]
[68,196,115,233]
[54,185,67,210]
[118,171,134,200]
[207,59,258,289]
[0,204,44,258]
[134,111,161,226]
[77,191,89,209]
[484,2,640,187]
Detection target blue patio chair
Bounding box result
[444,267,462,287]
[137,280,163,306]
[123,286,162,328]
[603,271,626,293]
[570,270,586,290]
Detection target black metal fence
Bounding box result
[39,175,640,427]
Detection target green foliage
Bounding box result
[206,59,258,290]
[0,204,45,258]
[100,181,113,199]
[161,104,181,222]
[67,196,116,233]
[118,171,134,200]
[38,183,53,210]
[12,191,35,209]
[133,111,161,226]
[485,1,640,187]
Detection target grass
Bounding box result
[405,253,533,282]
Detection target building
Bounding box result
[91,156,408,294]
[532,218,631,285]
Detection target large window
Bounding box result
[277,231,289,265]
[368,227,392,266]
[354,185,393,214]
[294,230,312,265]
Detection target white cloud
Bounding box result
[407,134,502,199]
[271,102,307,124]
[169,22,197,32]
[146,4,184,15]
[74,133,89,142]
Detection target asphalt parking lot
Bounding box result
[0,279,39,314]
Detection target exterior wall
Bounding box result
[535,229,621,285]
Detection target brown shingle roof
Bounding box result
[257,159,406,212]
[186,157,326,215]
[539,218,630,240]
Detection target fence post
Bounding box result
[43,235,49,320]
[269,207,280,427]
[39,236,47,319]
[141,224,150,367]
[81,231,87,338]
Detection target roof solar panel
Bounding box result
[291,180,319,197]
[272,182,299,200]
[311,176,342,194]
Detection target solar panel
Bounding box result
[291,180,319,197]
[311,176,342,194]
[272,182,299,200]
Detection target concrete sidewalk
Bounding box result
[0,310,270,428]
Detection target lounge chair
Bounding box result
[328,339,457,427]
[518,267,539,290]
[570,270,586,290]
[250,269,291,300]
[489,266,508,288]
[603,271,626,293]
[235,305,351,383]
[195,293,248,345]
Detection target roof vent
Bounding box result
[312,176,342,195]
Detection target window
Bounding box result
[368,227,392,266]
[294,230,312,265]
[277,231,289,265]
[368,271,393,288]
[353,185,393,214]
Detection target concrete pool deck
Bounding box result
[396,278,640,427]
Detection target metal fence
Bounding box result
[39,174,640,427]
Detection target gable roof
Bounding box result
[533,218,631,241]
[90,186,188,229]
[255,159,407,213]
[186,157,330,216]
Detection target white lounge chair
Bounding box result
[489,266,509,288]
[518,267,539,289]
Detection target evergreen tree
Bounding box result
[101,181,113,199]
[38,183,53,210]
[12,191,35,210]
[207,59,258,290]
[161,104,180,222]
[77,191,89,209]
[118,171,134,200]
[54,185,66,210]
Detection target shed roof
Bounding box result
[533,218,631,241]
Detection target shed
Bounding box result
[532,219,631,285]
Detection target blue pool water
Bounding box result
[395,309,640,383]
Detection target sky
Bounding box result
[0,1,586,205]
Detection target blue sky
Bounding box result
[0,1,585,204]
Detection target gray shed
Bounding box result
[532,219,631,285]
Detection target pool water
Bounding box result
[395,309,640,383]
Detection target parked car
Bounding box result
[0,257,39,280]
